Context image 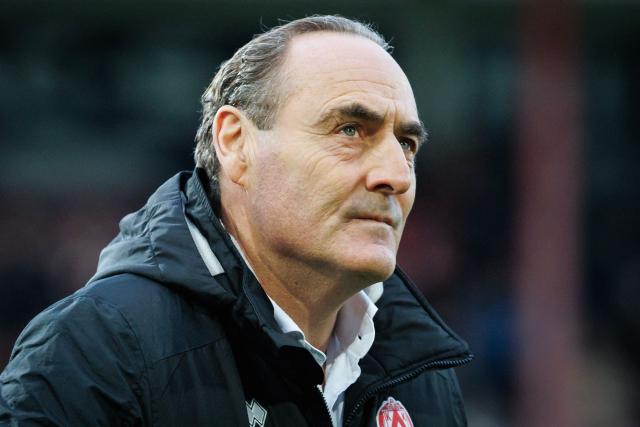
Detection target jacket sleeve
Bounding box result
[0,295,148,426]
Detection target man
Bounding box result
[1,15,471,426]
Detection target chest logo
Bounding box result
[376,397,414,427]
[246,399,267,427]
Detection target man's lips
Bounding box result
[352,214,397,227]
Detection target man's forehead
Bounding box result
[283,32,406,84]
[279,32,419,119]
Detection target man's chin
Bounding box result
[343,251,397,284]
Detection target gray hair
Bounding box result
[193,15,390,197]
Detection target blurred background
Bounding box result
[0,1,638,425]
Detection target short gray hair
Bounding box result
[193,15,389,197]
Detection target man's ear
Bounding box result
[212,106,253,186]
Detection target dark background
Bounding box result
[1,1,638,425]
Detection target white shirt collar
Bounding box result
[270,288,378,427]
[268,296,328,365]
[323,290,377,426]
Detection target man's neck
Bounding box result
[222,209,364,351]
[263,283,338,352]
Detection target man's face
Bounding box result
[244,32,424,285]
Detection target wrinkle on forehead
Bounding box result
[290,64,413,102]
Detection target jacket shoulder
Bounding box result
[1,286,149,424]
[1,273,230,424]
[80,273,228,363]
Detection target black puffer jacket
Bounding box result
[0,170,472,426]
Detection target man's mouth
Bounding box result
[354,214,396,227]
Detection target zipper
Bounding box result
[343,355,474,427]
[314,384,336,427]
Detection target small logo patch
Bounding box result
[376,397,414,427]
[246,399,267,427]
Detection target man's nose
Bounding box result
[364,135,413,195]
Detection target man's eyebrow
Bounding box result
[315,102,385,125]
[398,120,429,147]
[316,102,429,146]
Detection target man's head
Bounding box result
[195,16,426,292]
[194,15,389,196]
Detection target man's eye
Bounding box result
[340,125,358,137]
[399,138,416,153]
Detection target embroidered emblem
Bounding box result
[376,397,414,427]
[246,399,267,427]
